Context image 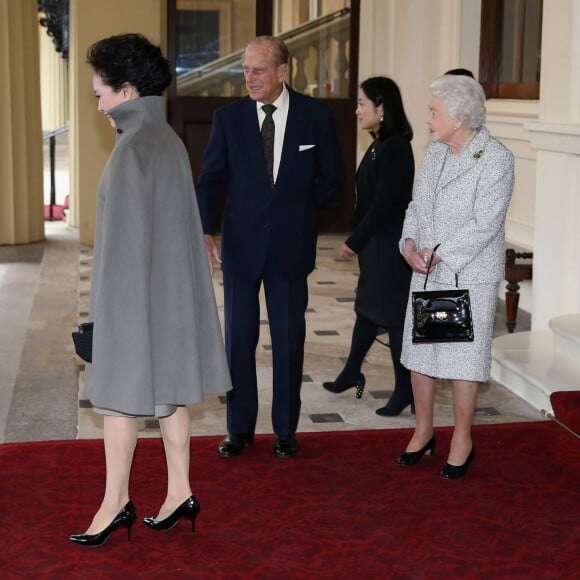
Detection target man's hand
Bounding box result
[339,243,356,259]
[204,234,222,275]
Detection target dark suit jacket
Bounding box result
[196,86,345,280]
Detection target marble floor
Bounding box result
[75,227,543,440]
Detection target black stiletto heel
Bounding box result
[143,495,200,533]
[69,501,137,547]
[323,372,366,399]
[440,447,475,479]
[395,435,436,465]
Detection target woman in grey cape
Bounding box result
[397,74,514,479]
[69,34,231,547]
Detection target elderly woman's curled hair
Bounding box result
[430,74,486,129]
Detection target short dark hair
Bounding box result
[444,68,475,79]
[86,33,172,96]
[360,76,413,141]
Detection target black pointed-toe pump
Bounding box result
[69,501,137,547]
[143,495,201,533]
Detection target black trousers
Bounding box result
[223,268,308,438]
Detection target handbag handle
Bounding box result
[423,243,461,290]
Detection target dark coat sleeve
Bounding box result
[346,136,414,253]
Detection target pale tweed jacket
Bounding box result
[401,126,514,284]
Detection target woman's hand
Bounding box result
[403,239,440,274]
[416,247,442,273]
[340,243,356,259]
[403,239,427,273]
[407,249,431,274]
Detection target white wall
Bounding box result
[358,0,538,313]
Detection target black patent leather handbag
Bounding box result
[412,245,474,343]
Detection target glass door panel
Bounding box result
[176,0,351,99]
[176,0,255,96]
[273,0,351,98]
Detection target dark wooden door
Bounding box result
[167,0,359,233]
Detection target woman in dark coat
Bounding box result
[323,77,415,416]
[69,34,231,547]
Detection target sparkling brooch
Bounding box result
[473,149,484,159]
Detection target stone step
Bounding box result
[550,313,580,361]
[491,328,580,414]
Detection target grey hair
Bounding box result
[430,74,486,129]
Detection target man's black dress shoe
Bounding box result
[217,434,254,457]
[273,435,299,458]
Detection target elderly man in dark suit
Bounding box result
[196,35,345,458]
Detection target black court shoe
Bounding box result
[143,495,201,533]
[440,448,475,480]
[69,501,136,547]
[376,397,415,417]
[395,435,436,465]
[322,371,366,399]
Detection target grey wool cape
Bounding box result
[84,96,232,415]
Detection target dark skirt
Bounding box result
[354,235,411,329]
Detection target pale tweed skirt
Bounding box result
[400,274,500,382]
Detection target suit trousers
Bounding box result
[222,267,308,438]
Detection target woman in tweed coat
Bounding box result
[397,75,514,479]
[70,34,231,547]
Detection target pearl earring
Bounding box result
[380,115,384,123]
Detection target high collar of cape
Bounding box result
[108,96,166,135]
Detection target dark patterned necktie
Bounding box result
[261,104,276,188]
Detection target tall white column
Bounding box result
[528,0,580,329]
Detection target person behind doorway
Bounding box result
[322,77,415,417]
[445,68,475,78]
[396,74,514,479]
[69,33,231,547]
[196,36,345,459]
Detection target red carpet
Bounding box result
[551,391,580,435]
[0,422,579,579]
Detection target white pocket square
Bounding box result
[299,144,315,151]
